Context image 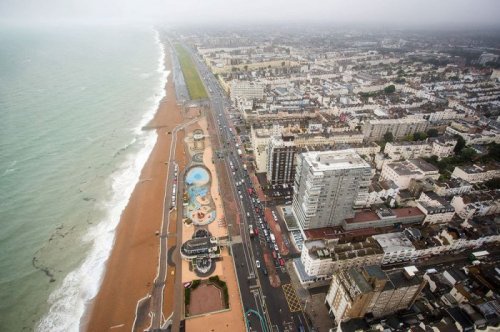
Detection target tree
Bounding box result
[405,134,414,141]
[383,131,394,143]
[458,147,477,162]
[453,134,466,154]
[485,143,500,162]
[484,177,500,190]
[384,85,396,94]
[413,132,427,141]
[426,128,439,137]
[425,155,439,165]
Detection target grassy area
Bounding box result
[175,44,208,100]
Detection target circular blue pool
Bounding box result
[185,166,210,186]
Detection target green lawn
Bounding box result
[175,44,208,100]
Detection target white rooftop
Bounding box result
[373,232,415,252]
[303,149,370,172]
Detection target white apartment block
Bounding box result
[380,159,440,190]
[416,191,455,224]
[451,164,500,184]
[292,150,372,229]
[451,190,500,220]
[433,178,473,197]
[427,108,463,122]
[446,126,500,145]
[373,233,416,265]
[296,230,500,283]
[362,118,429,142]
[299,238,383,279]
[365,180,399,207]
[431,137,457,159]
[384,137,457,161]
[293,132,364,146]
[230,80,264,101]
[384,141,432,160]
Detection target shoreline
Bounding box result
[82,39,184,331]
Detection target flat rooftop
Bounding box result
[303,149,370,172]
[372,232,415,252]
[387,159,438,176]
[345,207,424,224]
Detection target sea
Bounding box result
[0,23,167,331]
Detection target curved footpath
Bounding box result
[82,44,185,331]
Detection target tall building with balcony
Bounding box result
[292,150,372,230]
[267,135,297,185]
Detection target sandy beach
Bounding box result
[83,44,184,331]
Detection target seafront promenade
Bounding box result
[84,37,188,332]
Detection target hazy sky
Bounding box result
[1,0,499,27]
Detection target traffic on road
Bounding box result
[184,44,310,332]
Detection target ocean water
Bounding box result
[0,24,167,331]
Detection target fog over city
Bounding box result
[1,0,500,28]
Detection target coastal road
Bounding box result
[183,43,310,332]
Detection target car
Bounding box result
[246,212,250,217]
[274,244,279,251]
[255,260,260,268]
[279,258,285,266]
[262,267,268,275]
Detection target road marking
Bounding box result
[110,323,125,329]
[282,284,302,312]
